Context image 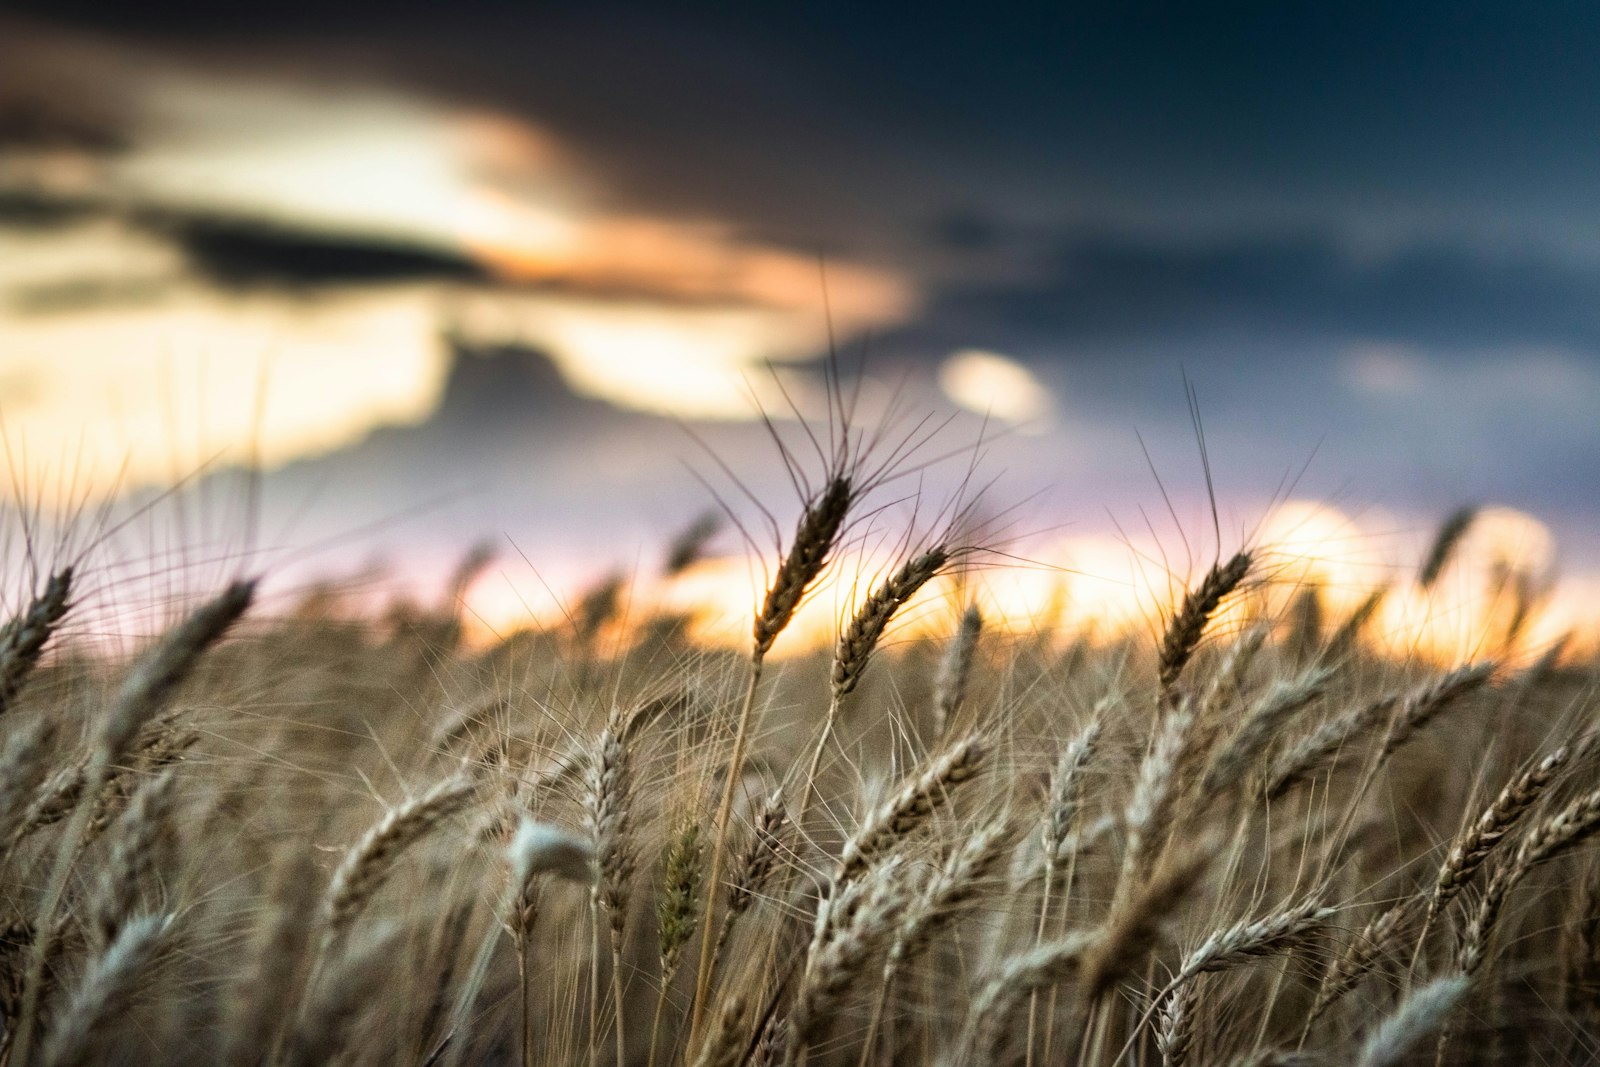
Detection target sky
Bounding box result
[1,3,1597,651]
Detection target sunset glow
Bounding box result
[455,502,1596,665]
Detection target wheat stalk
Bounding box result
[932,604,982,738]
[0,568,72,718]
[321,775,477,950]
[692,473,854,1045]
[39,912,170,1067]
[836,735,986,884]
[1157,551,1253,697]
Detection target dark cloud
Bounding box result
[0,98,128,154]
[0,187,106,230]
[886,230,1600,364]
[11,3,1600,245]
[137,213,487,288]
[0,195,488,311]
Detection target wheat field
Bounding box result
[0,424,1595,1067]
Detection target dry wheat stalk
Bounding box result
[832,547,949,700]
[859,818,1010,1067]
[1202,666,1332,800]
[1562,854,1600,1044]
[932,604,982,738]
[690,993,751,1067]
[1356,974,1466,1067]
[1042,717,1104,869]
[1425,745,1570,931]
[100,580,256,762]
[1374,662,1494,763]
[693,473,856,1045]
[714,789,788,970]
[753,476,854,660]
[1157,901,1332,1066]
[836,735,986,884]
[277,923,400,1067]
[1157,551,1253,696]
[1120,706,1196,883]
[1178,626,1271,787]
[963,931,1097,1066]
[892,816,1009,969]
[1177,894,1332,983]
[1260,692,1399,801]
[1157,980,1200,1067]
[0,568,72,718]
[786,857,911,1064]
[1084,847,1211,1001]
[1458,784,1600,980]
[321,775,477,949]
[222,851,318,1067]
[584,718,637,1067]
[88,769,177,947]
[39,912,170,1067]
[1027,714,1104,1065]
[10,579,255,1067]
[585,724,635,944]
[1306,898,1418,1030]
[799,545,951,824]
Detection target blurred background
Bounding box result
[1,2,1597,654]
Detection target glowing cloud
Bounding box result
[2,27,919,432]
[939,349,1054,426]
[0,286,450,500]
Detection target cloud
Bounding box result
[142,212,488,288]
[938,349,1053,427]
[888,229,1600,363]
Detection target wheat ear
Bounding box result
[836,735,986,884]
[1305,898,1418,1032]
[785,858,911,1065]
[649,819,703,1067]
[963,932,1097,1066]
[798,546,949,826]
[1027,714,1103,1065]
[1424,745,1569,935]
[581,719,636,1067]
[1157,551,1252,696]
[691,474,853,1047]
[713,789,787,973]
[859,816,1010,1067]
[321,775,477,950]
[0,716,57,840]
[39,912,171,1067]
[932,603,982,738]
[1355,974,1466,1067]
[11,579,253,1067]
[1154,896,1332,1066]
[1418,506,1478,589]
[0,568,72,717]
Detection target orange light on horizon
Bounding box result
[455,501,1599,668]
